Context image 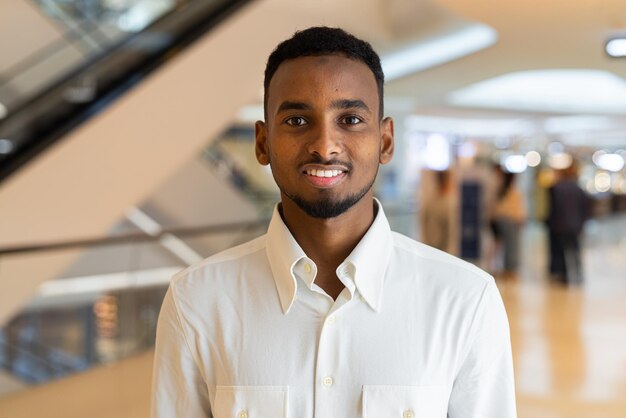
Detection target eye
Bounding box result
[341,115,363,125]
[285,116,307,126]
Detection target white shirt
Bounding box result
[151,201,516,418]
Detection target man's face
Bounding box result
[255,54,394,219]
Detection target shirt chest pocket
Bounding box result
[213,386,289,418]
[362,385,448,418]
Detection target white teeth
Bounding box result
[307,169,342,177]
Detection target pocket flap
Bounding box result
[214,386,288,418]
[362,385,447,418]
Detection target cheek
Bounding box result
[275,141,303,159]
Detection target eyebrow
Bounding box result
[275,99,371,114]
[330,99,371,114]
[276,101,312,113]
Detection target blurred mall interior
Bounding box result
[1,0,626,417]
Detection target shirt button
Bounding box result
[327,315,336,324]
[322,376,334,387]
[237,410,248,418]
[304,263,312,274]
[403,409,414,418]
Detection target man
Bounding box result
[547,161,591,285]
[152,27,516,417]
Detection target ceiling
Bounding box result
[385,0,626,97]
[351,0,626,148]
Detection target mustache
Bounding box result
[299,155,353,170]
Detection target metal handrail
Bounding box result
[0,208,419,256]
[0,218,270,256]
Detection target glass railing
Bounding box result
[0,220,269,399]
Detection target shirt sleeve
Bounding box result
[448,280,517,417]
[151,285,212,418]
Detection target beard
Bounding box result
[271,154,380,219]
[280,175,376,219]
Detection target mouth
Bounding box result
[302,165,348,188]
[305,168,345,178]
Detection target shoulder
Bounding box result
[170,234,268,292]
[391,231,493,289]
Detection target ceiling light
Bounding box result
[526,151,541,167]
[606,38,626,58]
[125,206,202,265]
[503,155,528,173]
[0,139,14,154]
[595,172,611,192]
[449,70,626,114]
[548,153,573,170]
[125,206,162,236]
[423,133,451,171]
[35,267,181,298]
[382,24,497,81]
[592,150,606,165]
[595,153,625,172]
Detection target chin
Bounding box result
[290,192,367,219]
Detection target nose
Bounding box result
[306,121,341,160]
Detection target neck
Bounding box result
[279,193,376,294]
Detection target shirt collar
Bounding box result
[265,198,393,314]
[345,198,392,311]
[265,206,305,314]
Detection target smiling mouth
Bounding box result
[305,169,345,178]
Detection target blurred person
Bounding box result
[420,169,458,254]
[490,166,527,279]
[152,27,516,418]
[546,161,591,285]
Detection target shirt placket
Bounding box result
[313,263,355,417]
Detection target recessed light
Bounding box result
[423,133,451,170]
[595,153,625,172]
[606,38,626,58]
[526,151,542,167]
[503,154,528,173]
[548,153,573,170]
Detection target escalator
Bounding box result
[0,0,263,401]
[0,0,253,182]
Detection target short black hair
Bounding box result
[263,26,385,120]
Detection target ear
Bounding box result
[255,120,270,165]
[379,116,394,165]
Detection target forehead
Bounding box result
[267,55,378,111]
